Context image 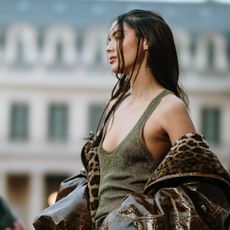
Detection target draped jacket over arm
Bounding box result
[33,133,230,230]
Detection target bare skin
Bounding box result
[11,219,26,230]
[103,21,195,162]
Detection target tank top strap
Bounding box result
[137,89,173,128]
[100,92,131,143]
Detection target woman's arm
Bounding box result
[160,94,196,145]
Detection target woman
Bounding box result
[34,9,230,230]
[94,8,195,228]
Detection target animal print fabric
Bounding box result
[144,133,230,193]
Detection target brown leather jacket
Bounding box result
[33,133,230,230]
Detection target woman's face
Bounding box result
[106,21,139,75]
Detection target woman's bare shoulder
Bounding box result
[160,93,188,114]
[158,93,196,144]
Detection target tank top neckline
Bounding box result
[100,89,171,155]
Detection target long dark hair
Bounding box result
[95,9,188,138]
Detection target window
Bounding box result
[48,104,69,142]
[0,32,5,48]
[37,33,44,51]
[56,41,64,65]
[207,40,215,69]
[189,37,196,57]
[13,38,27,67]
[7,174,29,220]
[94,38,104,65]
[201,107,221,145]
[9,103,29,141]
[88,104,105,134]
[17,39,25,65]
[226,33,230,67]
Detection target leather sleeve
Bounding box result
[33,171,92,230]
[100,180,230,230]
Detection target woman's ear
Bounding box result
[142,38,149,51]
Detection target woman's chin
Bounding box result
[111,68,122,74]
[112,71,126,76]
[111,68,128,75]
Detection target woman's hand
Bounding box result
[12,219,26,230]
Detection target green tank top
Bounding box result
[95,89,171,228]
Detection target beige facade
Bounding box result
[0,3,230,229]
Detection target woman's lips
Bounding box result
[109,56,116,64]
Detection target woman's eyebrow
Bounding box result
[107,30,121,40]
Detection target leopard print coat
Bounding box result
[34,133,230,230]
[90,133,230,229]
[145,133,230,193]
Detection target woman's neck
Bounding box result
[128,67,164,102]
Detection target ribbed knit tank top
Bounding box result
[95,90,171,229]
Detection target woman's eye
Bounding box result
[106,37,111,44]
[114,34,123,41]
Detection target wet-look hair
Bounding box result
[95,9,188,138]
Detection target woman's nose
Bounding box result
[106,42,113,53]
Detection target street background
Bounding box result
[0,0,229,229]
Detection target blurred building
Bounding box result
[0,0,229,229]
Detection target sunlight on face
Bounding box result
[106,21,140,75]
